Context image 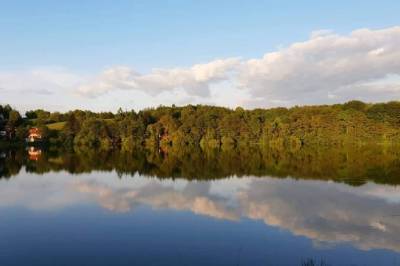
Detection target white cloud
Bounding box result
[0,67,82,93]
[2,26,400,110]
[310,29,333,39]
[77,58,240,98]
[75,26,400,107]
[0,67,84,112]
[238,26,400,105]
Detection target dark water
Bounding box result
[1,146,400,266]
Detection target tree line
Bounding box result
[1,100,400,149]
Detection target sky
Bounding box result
[1,0,400,112]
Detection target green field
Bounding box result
[46,121,66,131]
[46,119,114,131]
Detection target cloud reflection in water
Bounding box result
[1,171,400,253]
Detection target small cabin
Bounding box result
[27,127,42,142]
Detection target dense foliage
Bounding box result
[2,144,400,186]
[2,100,400,149]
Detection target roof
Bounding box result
[29,127,41,133]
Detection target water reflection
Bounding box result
[1,146,400,265]
[1,170,400,254]
[76,175,400,254]
[27,146,42,161]
[1,145,400,185]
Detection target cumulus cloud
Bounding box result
[77,58,240,97]
[238,26,400,105]
[2,26,400,109]
[73,26,400,107]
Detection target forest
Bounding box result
[1,100,400,150]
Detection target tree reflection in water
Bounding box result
[1,145,400,265]
[1,144,399,186]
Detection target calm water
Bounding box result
[1,147,400,266]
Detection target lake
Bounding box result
[1,146,400,266]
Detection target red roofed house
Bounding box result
[27,127,42,143]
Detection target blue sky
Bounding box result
[1,1,400,111]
